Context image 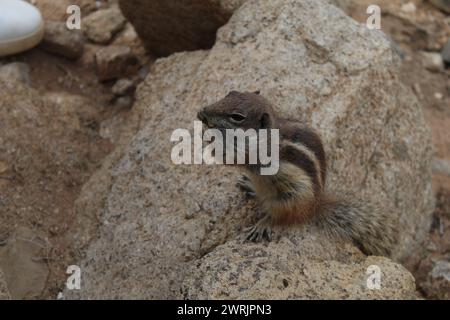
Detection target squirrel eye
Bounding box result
[229,113,246,123]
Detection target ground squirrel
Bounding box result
[197,91,397,256]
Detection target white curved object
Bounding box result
[0,0,44,57]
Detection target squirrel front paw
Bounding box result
[237,175,256,198]
[244,215,272,242]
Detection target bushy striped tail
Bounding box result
[315,195,397,257]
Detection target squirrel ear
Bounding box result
[261,113,271,128]
[253,90,261,95]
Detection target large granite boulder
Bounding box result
[183,229,417,299]
[67,0,433,299]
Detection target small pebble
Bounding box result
[401,2,416,13]
[419,51,444,72]
[112,78,135,96]
[434,92,443,100]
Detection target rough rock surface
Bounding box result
[183,228,417,299]
[119,0,246,56]
[83,6,126,44]
[34,0,99,22]
[67,0,433,299]
[418,259,450,299]
[415,188,450,299]
[0,269,10,300]
[94,45,139,81]
[41,21,84,60]
[0,227,49,299]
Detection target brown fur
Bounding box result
[279,119,327,187]
[271,197,320,225]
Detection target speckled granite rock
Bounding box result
[183,227,417,299]
[119,0,246,56]
[67,0,433,299]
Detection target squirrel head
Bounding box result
[197,91,275,131]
